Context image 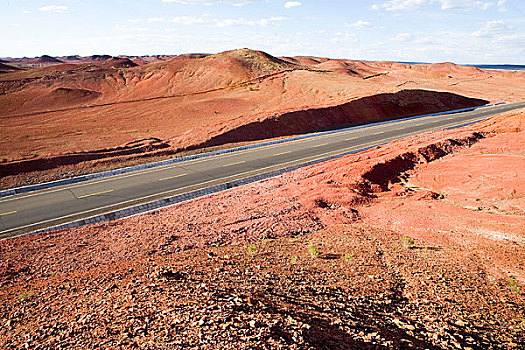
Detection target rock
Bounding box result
[403,323,415,331]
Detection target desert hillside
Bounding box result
[2,49,524,188]
[1,109,523,349]
[1,49,524,349]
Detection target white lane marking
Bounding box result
[1,104,513,204]
[77,189,114,199]
[0,117,490,237]
[0,141,388,236]
[159,173,187,181]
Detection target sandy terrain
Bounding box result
[1,109,523,349]
[1,49,524,188]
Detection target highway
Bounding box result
[1,101,524,239]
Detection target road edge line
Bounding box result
[0,104,500,199]
[0,116,489,240]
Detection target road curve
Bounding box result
[1,101,524,238]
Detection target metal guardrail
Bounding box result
[15,114,489,238]
[0,104,494,198]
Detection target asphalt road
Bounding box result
[1,101,524,238]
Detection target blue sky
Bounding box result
[2,0,524,63]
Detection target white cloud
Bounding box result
[215,16,286,27]
[148,17,167,23]
[330,32,358,44]
[284,1,302,8]
[492,33,525,48]
[130,15,285,27]
[371,0,493,11]
[115,24,149,33]
[392,32,414,41]
[372,0,430,11]
[413,36,436,44]
[162,0,256,6]
[439,0,492,10]
[497,0,507,12]
[170,16,207,24]
[472,20,513,37]
[391,32,436,44]
[346,20,373,29]
[38,5,69,13]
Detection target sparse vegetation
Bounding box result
[308,244,320,258]
[402,235,415,249]
[261,234,274,244]
[17,291,35,300]
[246,245,257,254]
[291,257,297,264]
[344,253,354,263]
[508,278,520,295]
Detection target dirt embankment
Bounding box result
[0,138,171,178]
[0,131,489,280]
[0,89,487,179]
[0,63,19,73]
[194,90,487,148]
[1,48,524,188]
[1,111,523,349]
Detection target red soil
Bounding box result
[3,48,524,187]
[1,110,523,348]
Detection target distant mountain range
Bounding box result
[398,62,525,70]
[467,64,525,70]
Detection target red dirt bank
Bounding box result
[2,49,524,188]
[0,110,523,349]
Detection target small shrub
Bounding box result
[291,257,297,264]
[246,245,257,254]
[402,235,415,249]
[344,253,354,263]
[17,291,35,300]
[308,244,320,258]
[508,278,520,295]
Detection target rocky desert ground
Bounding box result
[0,50,524,349]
